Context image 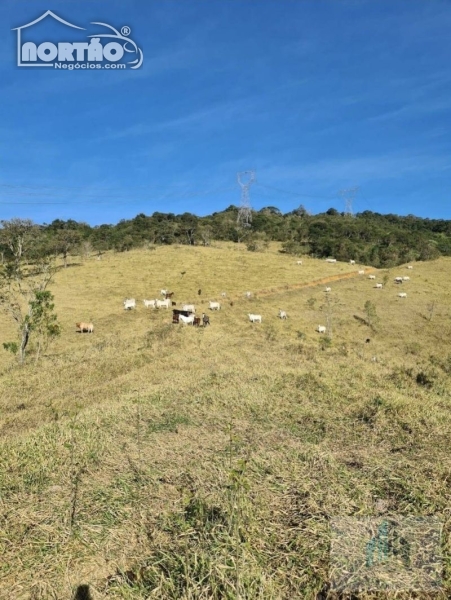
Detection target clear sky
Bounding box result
[1,0,450,225]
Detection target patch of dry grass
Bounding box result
[0,243,450,598]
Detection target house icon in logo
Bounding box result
[12,10,143,70]
[12,10,85,67]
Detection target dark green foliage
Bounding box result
[4,208,451,268]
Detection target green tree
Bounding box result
[28,290,61,363]
[0,219,56,363]
[54,228,82,268]
[364,300,379,330]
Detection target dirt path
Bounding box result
[235,266,378,301]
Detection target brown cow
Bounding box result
[165,292,174,299]
[76,322,94,333]
[193,317,201,327]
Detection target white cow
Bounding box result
[403,276,410,281]
[350,260,356,265]
[296,260,303,265]
[375,283,383,289]
[316,325,326,333]
[248,313,262,323]
[278,310,287,319]
[156,299,170,309]
[179,314,195,325]
[394,277,403,283]
[143,299,157,308]
[160,289,168,296]
[358,270,365,275]
[245,291,252,298]
[368,275,376,280]
[325,287,331,292]
[221,292,227,298]
[398,293,407,298]
[124,298,136,310]
[182,304,195,313]
[407,266,413,269]
[325,258,337,263]
[209,301,221,310]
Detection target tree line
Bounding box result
[1,205,448,267]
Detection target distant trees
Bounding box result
[53,229,82,267]
[2,207,451,269]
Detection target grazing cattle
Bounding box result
[325,258,337,263]
[296,260,303,265]
[375,283,383,289]
[230,301,234,307]
[403,276,410,281]
[394,277,403,283]
[179,314,195,325]
[193,317,201,327]
[407,266,413,269]
[198,289,202,296]
[182,304,195,313]
[350,260,356,265]
[221,292,227,297]
[209,301,221,310]
[325,287,331,292]
[365,338,371,343]
[171,301,177,306]
[165,292,174,300]
[76,322,94,333]
[160,289,168,296]
[358,270,365,275]
[368,275,376,280]
[143,299,157,308]
[124,298,136,310]
[245,291,252,298]
[202,313,210,326]
[248,313,262,323]
[172,309,191,324]
[316,325,326,333]
[398,292,407,298]
[278,309,287,319]
[156,299,170,309]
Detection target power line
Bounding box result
[255,182,339,200]
[0,185,236,205]
[339,186,359,216]
[237,171,255,227]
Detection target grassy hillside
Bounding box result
[0,242,450,599]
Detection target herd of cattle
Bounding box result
[75,260,415,335]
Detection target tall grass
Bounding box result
[0,243,450,598]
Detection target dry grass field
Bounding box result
[1,242,451,599]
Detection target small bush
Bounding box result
[264,325,277,342]
[416,371,434,388]
[319,336,332,351]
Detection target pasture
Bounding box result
[1,242,451,599]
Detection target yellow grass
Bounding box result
[0,242,450,599]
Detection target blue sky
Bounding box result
[1,0,450,225]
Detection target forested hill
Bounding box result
[3,205,451,268]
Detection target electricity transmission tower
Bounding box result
[340,186,359,216]
[237,170,255,227]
